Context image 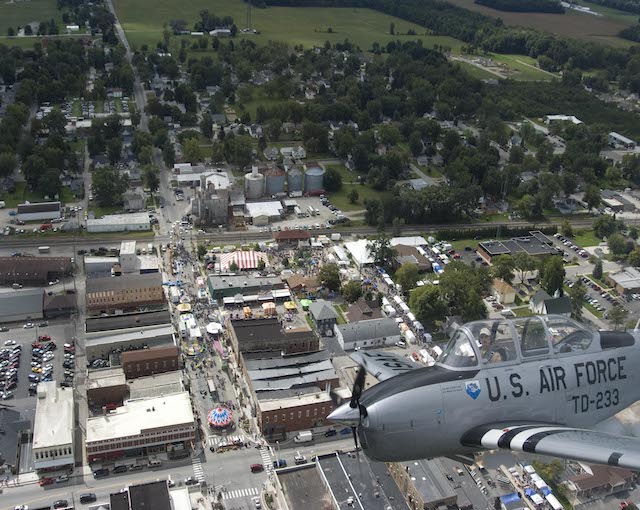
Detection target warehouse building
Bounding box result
[86,391,195,463]
[110,480,173,510]
[85,273,164,313]
[335,318,400,351]
[0,256,73,285]
[17,201,61,222]
[84,256,119,275]
[0,288,44,323]
[43,291,77,319]
[121,345,181,379]
[0,408,30,475]
[87,212,151,233]
[207,274,284,300]
[85,323,175,362]
[33,382,75,473]
[388,458,459,510]
[87,369,184,407]
[608,132,636,149]
[606,267,640,295]
[478,233,559,263]
[85,309,171,333]
[229,317,319,355]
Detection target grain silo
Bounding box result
[265,166,286,196]
[287,165,303,194]
[244,165,265,199]
[304,164,325,193]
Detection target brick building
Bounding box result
[229,317,319,355]
[85,273,164,313]
[258,390,335,437]
[0,256,72,285]
[121,346,180,379]
[86,368,128,406]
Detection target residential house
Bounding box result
[248,124,263,139]
[123,189,146,212]
[263,147,279,161]
[308,300,338,335]
[393,244,431,272]
[492,279,516,305]
[335,318,401,351]
[292,145,306,159]
[508,135,523,150]
[567,464,635,501]
[346,298,383,322]
[529,289,572,316]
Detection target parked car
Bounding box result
[93,468,109,478]
[273,459,287,468]
[53,500,69,508]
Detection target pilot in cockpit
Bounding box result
[479,327,506,363]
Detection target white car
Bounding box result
[4,340,16,346]
[23,323,34,329]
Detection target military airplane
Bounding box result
[328,315,640,469]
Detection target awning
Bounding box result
[206,322,223,334]
[272,289,291,298]
[284,301,297,310]
[177,303,191,313]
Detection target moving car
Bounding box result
[53,500,69,508]
[250,464,264,473]
[80,493,97,503]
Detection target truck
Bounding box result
[0,201,5,208]
[293,430,313,443]
[38,246,50,254]
[330,233,341,241]
[169,286,180,304]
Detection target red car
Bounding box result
[38,335,51,342]
[39,477,54,486]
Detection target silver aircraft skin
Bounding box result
[328,315,640,469]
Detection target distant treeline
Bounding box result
[619,24,640,42]
[580,0,640,14]
[475,0,564,12]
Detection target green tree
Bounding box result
[561,220,573,238]
[513,251,538,284]
[439,261,490,321]
[341,281,363,303]
[197,244,207,259]
[628,248,640,267]
[584,185,601,211]
[142,164,160,193]
[348,188,359,204]
[593,259,603,280]
[396,263,420,292]
[491,254,516,285]
[229,261,239,272]
[409,131,423,157]
[541,257,565,297]
[608,306,629,331]
[608,233,627,256]
[569,281,586,321]
[367,235,397,269]
[264,119,282,141]
[531,461,563,484]
[183,137,202,163]
[323,167,343,192]
[257,136,267,153]
[409,285,447,329]
[93,166,129,206]
[593,216,619,239]
[0,152,17,178]
[319,263,341,291]
[38,170,62,197]
[107,137,122,165]
[200,113,213,139]
[630,227,639,241]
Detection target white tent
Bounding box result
[545,494,563,510]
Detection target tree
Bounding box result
[258,136,267,153]
[197,244,207,259]
[608,233,627,256]
[593,215,619,239]
[396,263,420,292]
[319,263,341,291]
[93,166,129,206]
[229,261,239,272]
[38,170,62,197]
[584,184,601,211]
[569,281,586,321]
[389,22,395,34]
[142,165,160,193]
[323,167,343,192]
[491,255,515,285]
[630,227,639,241]
[409,285,447,329]
[367,235,397,269]
[512,252,537,285]
[628,248,640,267]
[409,131,423,156]
[608,306,629,331]
[593,259,603,280]
[0,152,17,178]
[183,137,202,163]
[541,257,565,297]
[561,220,573,238]
[439,261,490,321]
[264,119,282,141]
[200,113,213,139]
[341,281,362,303]
[107,137,122,165]
[531,461,563,484]
[348,188,359,204]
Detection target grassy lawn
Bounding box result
[489,53,559,81]
[334,306,346,324]
[326,164,359,184]
[449,238,489,252]
[0,0,63,37]
[415,165,443,179]
[454,60,502,80]
[114,0,464,53]
[1,182,75,207]
[574,229,601,247]
[513,307,533,317]
[90,205,121,218]
[329,183,389,212]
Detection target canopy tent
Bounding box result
[207,406,233,428]
[219,250,268,271]
[524,465,536,474]
[545,494,563,510]
[284,301,297,310]
[524,489,536,497]
[206,322,223,335]
[177,303,191,313]
[300,299,312,310]
[534,479,548,490]
[530,494,544,506]
[262,302,277,316]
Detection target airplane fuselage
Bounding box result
[357,340,640,462]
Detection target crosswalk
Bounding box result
[221,486,260,500]
[191,457,205,483]
[207,434,246,447]
[259,446,273,472]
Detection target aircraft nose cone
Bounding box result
[327,403,360,427]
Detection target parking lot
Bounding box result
[0,320,76,421]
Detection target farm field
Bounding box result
[114,0,464,52]
[445,0,636,45]
[0,0,62,36]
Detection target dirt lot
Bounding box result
[446,0,633,45]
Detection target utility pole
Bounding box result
[246,2,252,31]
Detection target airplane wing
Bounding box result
[461,422,640,470]
[350,351,420,382]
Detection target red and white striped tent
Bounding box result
[219,251,268,271]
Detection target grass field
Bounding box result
[329,183,388,211]
[574,229,602,247]
[445,0,635,45]
[0,0,63,36]
[114,0,464,52]
[454,60,501,80]
[490,54,559,81]
[0,182,74,207]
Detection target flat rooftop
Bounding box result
[317,451,408,510]
[244,350,330,370]
[87,212,150,227]
[207,274,282,292]
[33,382,74,449]
[87,368,127,390]
[86,272,162,293]
[609,267,640,289]
[480,235,558,257]
[278,464,334,510]
[402,458,457,504]
[259,391,332,412]
[86,392,194,444]
[86,324,175,348]
[120,240,137,255]
[128,370,184,399]
[85,310,171,333]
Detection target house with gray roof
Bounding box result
[529,289,572,316]
[335,317,401,351]
[308,300,338,335]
